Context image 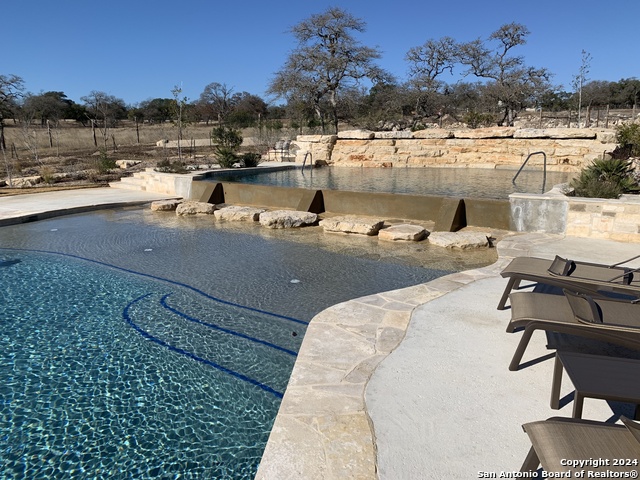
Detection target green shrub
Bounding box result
[97,149,117,173]
[571,158,639,199]
[240,152,262,168]
[616,124,640,156]
[463,111,495,129]
[211,126,242,150]
[215,147,238,169]
[211,125,243,168]
[265,119,283,130]
[40,166,56,184]
[155,159,187,174]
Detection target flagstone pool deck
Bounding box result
[2,188,638,479]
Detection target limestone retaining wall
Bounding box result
[294,128,617,171]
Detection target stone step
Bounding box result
[319,215,385,236]
[109,177,147,191]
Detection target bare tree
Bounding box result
[0,74,24,185]
[197,82,235,124]
[268,7,389,133]
[171,85,189,161]
[458,23,551,126]
[572,49,592,127]
[405,37,458,124]
[0,74,25,151]
[80,91,126,150]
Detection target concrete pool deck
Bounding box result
[256,234,640,479]
[1,188,638,478]
[0,188,178,226]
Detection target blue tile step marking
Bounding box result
[124,294,284,399]
[159,294,297,357]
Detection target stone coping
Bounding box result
[255,233,537,479]
[306,127,614,141]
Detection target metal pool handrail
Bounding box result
[513,151,547,193]
[302,151,313,174]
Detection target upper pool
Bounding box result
[210,167,575,199]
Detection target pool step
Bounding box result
[109,174,147,191]
[109,172,154,192]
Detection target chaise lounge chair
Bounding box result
[507,289,640,371]
[520,416,640,474]
[497,254,640,310]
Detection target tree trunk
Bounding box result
[497,108,509,127]
[0,120,5,151]
[313,103,325,134]
[539,107,543,128]
[329,90,339,134]
[1,142,12,187]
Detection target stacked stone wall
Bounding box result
[566,196,640,242]
[511,190,640,242]
[294,128,618,172]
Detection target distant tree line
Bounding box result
[1,7,639,140]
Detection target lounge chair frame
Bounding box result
[521,416,640,474]
[507,291,640,371]
[497,255,640,310]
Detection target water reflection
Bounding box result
[211,167,574,199]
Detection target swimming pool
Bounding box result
[210,167,575,199]
[0,207,495,478]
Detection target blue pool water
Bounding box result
[210,167,575,198]
[0,208,492,478]
[0,250,298,478]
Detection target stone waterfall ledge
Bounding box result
[255,257,510,480]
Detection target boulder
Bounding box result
[513,129,550,139]
[337,130,375,140]
[214,205,265,222]
[259,210,318,228]
[596,130,617,144]
[320,216,385,236]
[428,231,490,249]
[453,127,516,139]
[412,129,454,139]
[296,135,338,144]
[375,131,414,139]
[151,199,182,211]
[544,128,597,139]
[115,160,141,169]
[10,176,42,188]
[175,201,216,216]
[378,224,427,242]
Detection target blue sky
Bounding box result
[5,0,639,106]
